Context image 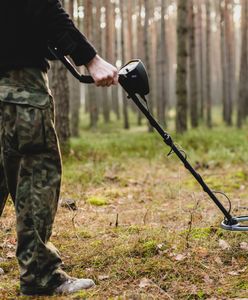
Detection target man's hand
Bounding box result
[86,55,118,87]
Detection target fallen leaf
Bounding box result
[240,242,248,251]
[174,253,187,261]
[203,274,214,285]
[197,247,209,258]
[218,239,230,250]
[237,267,247,273]
[214,256,223,265]
[228,271,239,276]
[232,257,238,267]
[6,251,15,259]
[98,275,109,281]
[156,243,166,250]
[139,278,153,288]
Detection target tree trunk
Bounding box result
[224,0,234,125]
[101,0,112,124]
[111,0,120,120]
[156,0,168,126]
[50,0,70,153]
[206,0,212,128]
[196,0,205,120]
[68,0,81,137]
[176,0,188,133]
[189,0,198,128]
[237,0,248,127]
[137,0,144,126]
[84,0,98,128]
[120,0,130,129]
[144,0,154,132]
[51,61,70,154]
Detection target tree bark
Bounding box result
[189,0,198,128]
[50,0,70,153]
[120,0,130,129]
[156,0,168,126]
[68,0,81,137]
[206,0,212,128]
[176,0,188,133]
[237,0,248,127]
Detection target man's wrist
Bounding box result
[85,55,101,70]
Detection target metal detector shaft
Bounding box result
[50,51,247,230]
[125,92,235,225]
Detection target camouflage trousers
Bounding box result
[0,68,68,294]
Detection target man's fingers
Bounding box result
[87,56,119,87]
[94,71,118,87]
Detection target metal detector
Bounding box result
[49,47,248,231]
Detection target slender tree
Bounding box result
[176,0,188,133]
[50,0,70,152]
[196,0,205,120]
[156,0,168,126]
[206,0,212,127]
[120,0,130,129]
[84,0,98,128]
[68,0,81,137]
[237,0,248,127]
[189,0,198,128]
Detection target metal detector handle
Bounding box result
[48,46,94,84]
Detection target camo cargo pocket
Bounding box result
[16,105,46,153]
[15,98,57,155]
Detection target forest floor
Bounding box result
[0,117,248,299]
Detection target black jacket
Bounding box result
[0,0,97,71]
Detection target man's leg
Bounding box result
[0,103,9,215]
[0,150,9,216]
[0,69,94,295]
[1,101,68,294]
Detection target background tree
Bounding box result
[188,0,198,128]
[156,0,168,126]
[68,0,81,137]
[176,0,188,133]
[50,0,70,153]
[206,0,212,128]
[237,0,248,127]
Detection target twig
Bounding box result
[115,213,119,227]
[71,210,79,240]
[185,197,200,248]
[143,208,149,225]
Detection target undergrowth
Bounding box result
[0,120,248,299]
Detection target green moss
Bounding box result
[78,229,92,239]
[86,196,108,206]
[142,240,157,255]
[181,227,212,240]
[237,281,248,290]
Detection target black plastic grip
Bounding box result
[48,46,94,84]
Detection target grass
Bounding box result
[1,115,248,299]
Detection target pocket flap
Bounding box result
[0,85,50,109]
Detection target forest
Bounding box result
[1,0,248,299]
[52,0,248,150]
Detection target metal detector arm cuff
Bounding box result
[48,46,94,84]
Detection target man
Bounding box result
[0,0,118,296]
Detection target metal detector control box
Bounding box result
[119,60,150,97]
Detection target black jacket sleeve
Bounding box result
[28,0,97,66]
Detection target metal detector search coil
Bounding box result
[51,47,248,232]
